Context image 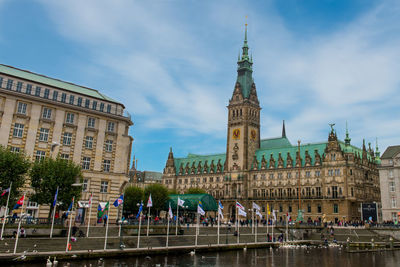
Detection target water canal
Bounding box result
[10,247,400,267]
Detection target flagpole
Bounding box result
[146,206,150,237]
[255,213,257,243]
[195,210,199,247]
[272,211,274,243]
[237,206,239,244]
[13,193,25,254]
[217,203,220,245]
[86,192,93,238]
[266,205,269,237]
[175,201,179,236]
[0,182,12,240]
[65,197,75,252]
[104,202,110,250]
[286,214,289,242]
[166,211,170,248]
[50,186,59,238]
[137,208,142,249]
[252,207,254,234]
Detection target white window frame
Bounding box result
[13,123,24,138]
[63,132,72,145]
[85,136,93,149]
[100,181,109,193]
[105,140,113,152]
[82,157,91,170]
[66,113,74,124]
[42,107,52,119]
[389,181,396,192]
[10,146,20,153]
[103,159,111,172]
[35,150,46,161]
[60,153,70,160]
[87,117,95,128]
[17,102,27,115]
[82,179,89,192]
[107,121,115,132]
[39,128,49,142]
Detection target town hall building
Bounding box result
[162,25,381,223]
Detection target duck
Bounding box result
[190,251,195,256]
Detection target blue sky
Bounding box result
[1,0,399,172]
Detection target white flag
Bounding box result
[252,202,261,211]
[272,210,277,221]
[218,207,224,220]
[197,204,205,216]
[168,204,173,219]
[177,197,185,207]
[147,194,153,208]
[256,210,263,219]
[238,208,247,217]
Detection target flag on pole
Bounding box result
[256,210,263,219]
[113,194,124,207]
[65,197,75,218]
[52,188,58,207]
[267,204,271,215]
[1,187,10,197]
[13,195,25,210]
[218,201,224,219]
[136,202,143,218]
[197,202,205,216]
[88,193,93,207]
[236,201,245,211]
[147,194,153,208]
[177,197,185,207]
[287,212,291,221]
[252,202,261,211]
[238,208,247,217]
[168,203,173,219]
[272,210,277,221]
[97,202,109,218]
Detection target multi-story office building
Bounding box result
[379,146,400,222]
[162,26,381,223]
[0,64,133,221]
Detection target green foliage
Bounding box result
[185,187,206,194]
[30,157,82,214]
[167,188,178,195]
[0,146,30,207]
[123,186,144,216]
[144,184,169,215]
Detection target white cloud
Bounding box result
[38,0,400,154]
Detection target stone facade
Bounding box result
[162,26,381,223]
[0,64,133,221]
[379,146,400,222]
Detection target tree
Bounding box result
[0,146,30,208]
[123,186,144,216]
[168,188,178,195]
[185,187,206,194]
[144,184,169,215]
[30,157,82,217]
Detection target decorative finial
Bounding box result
[328,123,335,132]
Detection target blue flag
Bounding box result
[113,194,124,207]
[65,197,74,218]
[219,201,224,210]
[52,187,58,207]
[136,202,143,218]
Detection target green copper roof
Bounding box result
[260,137,292,150]
[0,64,120,104]
[236,24,254,99]
[174,153,226,175]
[255,142,327,168]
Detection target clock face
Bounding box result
[233,128,240,139]
[251,129,257,140]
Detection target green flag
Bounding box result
[97,201,109,218]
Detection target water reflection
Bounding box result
[11,247,400,267]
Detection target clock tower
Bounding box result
[226,24,260,174]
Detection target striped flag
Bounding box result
[136,202,143,218]
[252,202,261,211]
[218,201,224,219]
[13,195,25,210]
[168,203,173,219]
[236,201,245,211]
[147,194,153,208]
[1,187,10,197]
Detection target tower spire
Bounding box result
[241,22,249,61]
[344,121,351,146]
[282,120,286,138]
